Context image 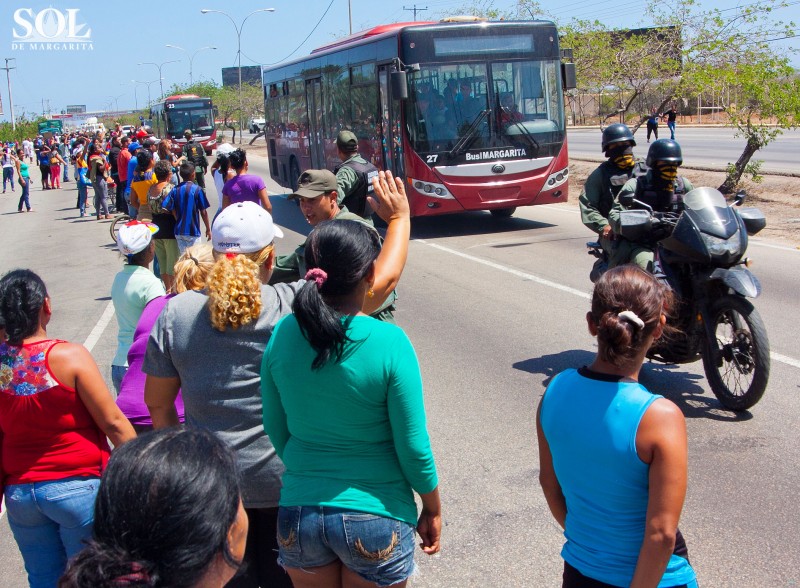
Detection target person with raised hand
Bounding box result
[144,170,410,588]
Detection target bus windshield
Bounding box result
[166,106,214,136]
[404,59,565,163]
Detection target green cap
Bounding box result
[290,169,338,199]
[336,130,358,153]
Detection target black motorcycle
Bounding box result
[587,188,770,411]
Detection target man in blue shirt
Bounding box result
[163,161,211,254]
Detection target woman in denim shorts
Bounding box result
[262,188,441,588]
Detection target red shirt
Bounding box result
[117,148,132,182]
[0,340,110,488]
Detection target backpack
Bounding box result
[149,184,173,215]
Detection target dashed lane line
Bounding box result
[416,239,800,370]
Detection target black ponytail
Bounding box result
[0,269,48,345]
[293,220,381,369]
[228,148,246,171]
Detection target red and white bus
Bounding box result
[150,94,217,156]
[262,19,575,217]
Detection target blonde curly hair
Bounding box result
[207,245,274,331]
[172,244,214,294]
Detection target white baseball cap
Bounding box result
[216,143,235,156]
[212,202,283,254]
[117,221,158,255]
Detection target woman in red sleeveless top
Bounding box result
[0,269,136,588]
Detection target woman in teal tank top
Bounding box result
[14,149,31,212]
[537,265,697,588]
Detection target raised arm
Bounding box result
[362,170,410,315]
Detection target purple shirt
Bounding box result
[117,294,185,426]
[223,174,266,205]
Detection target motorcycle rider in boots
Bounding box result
[579,124,645,260]
[608,139,694,272]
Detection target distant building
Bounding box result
[222,66,262,87]
[66,104,87,114]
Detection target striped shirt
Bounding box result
[163,181,210,237]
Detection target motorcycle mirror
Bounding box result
[632,198,654,214]
[733,190,747,206]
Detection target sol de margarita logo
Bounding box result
[11,7,93,51]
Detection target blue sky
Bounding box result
[0,0,797,122]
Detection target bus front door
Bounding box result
[305,78,326,170]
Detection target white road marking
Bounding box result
[416,239,800,370]
[417,240,591,300]
[83,302,115,353]
[748,240,800,253]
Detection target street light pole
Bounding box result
[166,44,217,86]
[2,58,17,130]
[137,60,179,99]
[133,79,161,108]
[201,8,275,144]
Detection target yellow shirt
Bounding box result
[130,171,158,208]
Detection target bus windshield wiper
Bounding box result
[503,113,540,156]
[448,109,491,158]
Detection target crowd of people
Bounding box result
[0,121,698,588]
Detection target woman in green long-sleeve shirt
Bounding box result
[261,217,440,588]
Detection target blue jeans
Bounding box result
[5,477,101,588]
[667,120,676,139]
[111,364,127,394]
[3,166,14,191]
[17,178,30,211]
[77,182,89,215]
[277,506,417,587]
[175,234,201,254]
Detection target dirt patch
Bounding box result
[569,159,800,248]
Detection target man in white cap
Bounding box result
[111,221,165,392]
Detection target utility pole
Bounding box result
[348,0,352,34]
[1,58,16,130]
[403,5,428,21]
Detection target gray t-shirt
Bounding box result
[143,281,303,508]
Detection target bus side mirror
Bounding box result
[391,70,408,101]
[561,62,576,90]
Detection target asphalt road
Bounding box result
[567,127,799,174]
[1,157,798,587]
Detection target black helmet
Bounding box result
[646,139,682,167]
[601,123,635,152]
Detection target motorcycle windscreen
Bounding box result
[682,188,740,239]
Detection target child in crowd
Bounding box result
[163,161,211,254]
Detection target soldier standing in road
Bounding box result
[180,130,208,190]
[579,123,645,264]
[334,130,379,219]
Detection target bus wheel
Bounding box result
[289,159,300,191]
[490,207,516,218]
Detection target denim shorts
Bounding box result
[277,506,417,587]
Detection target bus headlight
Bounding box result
[409,178,454,199]
[545,167,569,189]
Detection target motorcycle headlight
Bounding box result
[701,231,742,259]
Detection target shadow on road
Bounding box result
[513,350,751,422]
[270,196,313,238]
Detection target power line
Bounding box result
[404,5,429,21]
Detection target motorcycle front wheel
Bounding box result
[702,295,770,411]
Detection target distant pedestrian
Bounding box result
[89,143,111,220]
[2,147,15,193]
[115,136,131,215]
[163,161,211,254]
[48,148,66,190]
[37,145,51,189]
[12,149,31,212]
[664,103,678,140]
[646,107,659,143]
[60,138,70,182]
